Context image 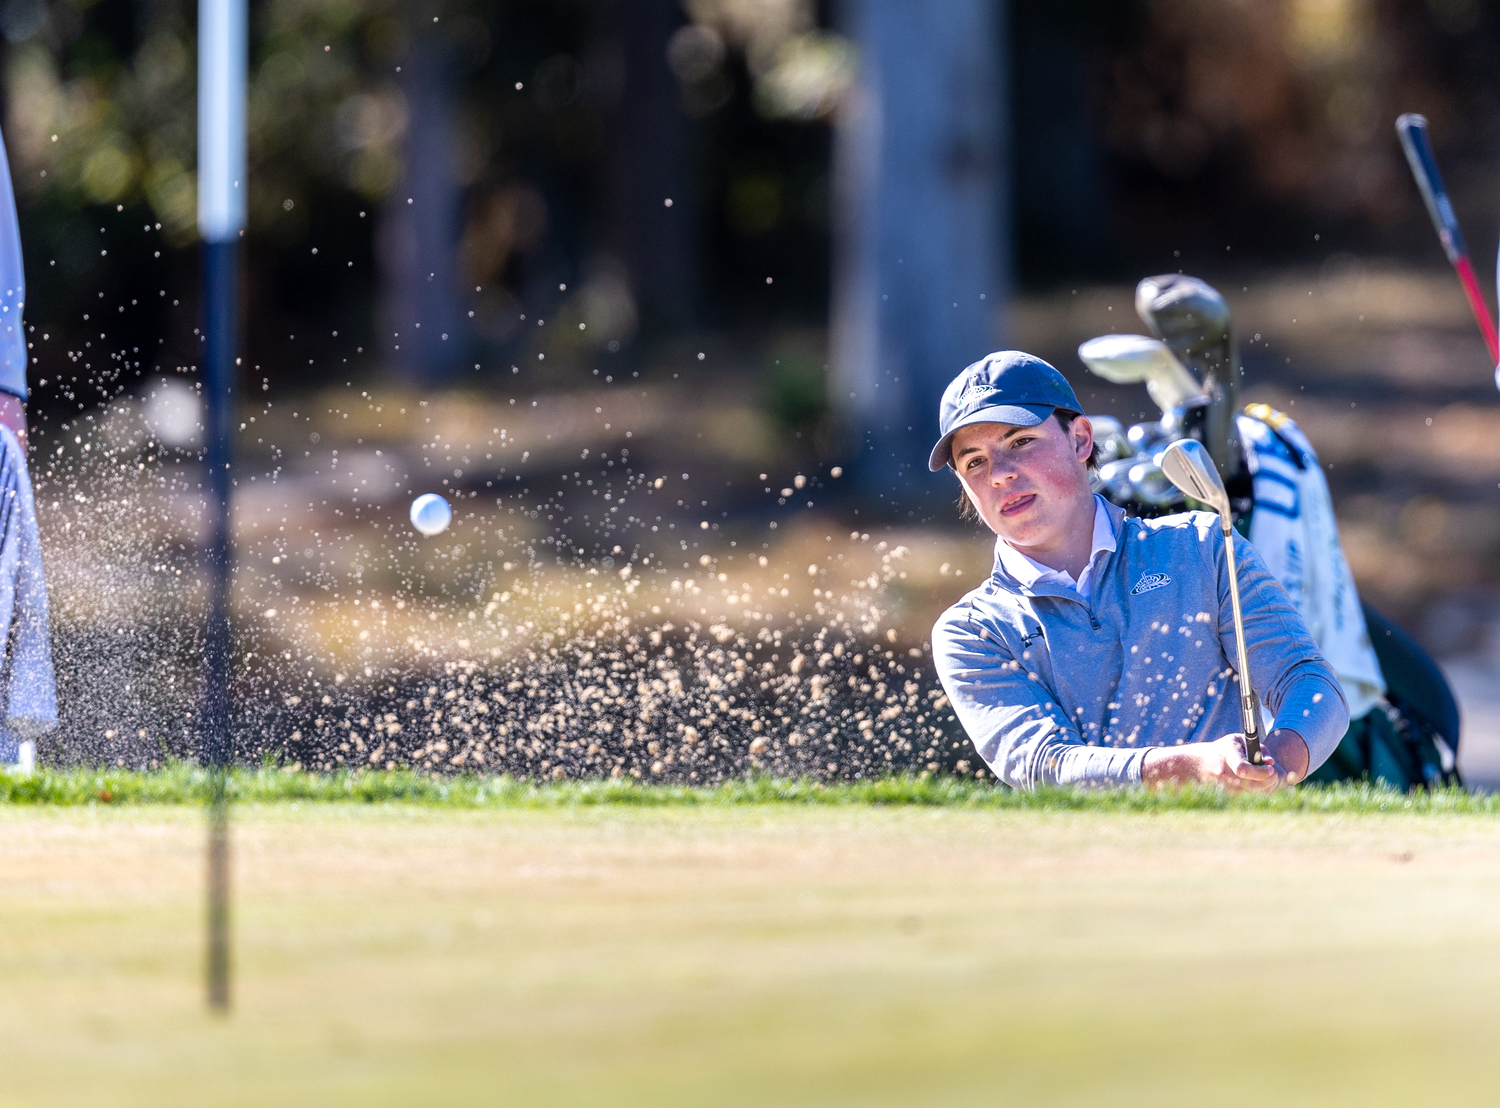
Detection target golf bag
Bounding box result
[1080,275,1460,790]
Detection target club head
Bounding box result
[1087,414,1133,462]
[1135,273,1242,480]
[1135,275,1234,360]
[1077,334,1206,413]
[1126,419,1167,454]
[1096,457,1136,502]
[1160,438,1231,521]
[1126,461,1183,508]
[1087,412,1125,440]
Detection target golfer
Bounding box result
[930,351,1348,791]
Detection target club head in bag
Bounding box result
[1135,275,1234,366]
[1077,334,1206,412]
[1135,274,1243,481]
[1160,439,1231,524]
[1087,414,1132,462]
[1127,461,1183,508]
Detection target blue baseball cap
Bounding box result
[928,351,1082,471]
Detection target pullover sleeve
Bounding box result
[0,426,53,737]
[1210,527,1349,772]
[932,607,1147,790]
[0,130,27,401]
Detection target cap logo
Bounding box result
[955,374,998,406]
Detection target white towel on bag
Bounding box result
[1239,407,1385,721]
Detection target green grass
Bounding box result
[2,762,1494,814]
[9,800,1500,1107]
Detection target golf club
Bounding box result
[1159,439,1263,765]
[1134,274,1243,481]
[1126,420,1167,455]
[1088,414,1132,461]
[1395,112,1500,374]
[1077,334,1207,413]
[1126,460,1181,508]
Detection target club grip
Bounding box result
[1397,113,1466,263]
[1243,687,1263,765]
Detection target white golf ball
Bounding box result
[409,493,452,537]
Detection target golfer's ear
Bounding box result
[1072,416,1094,462]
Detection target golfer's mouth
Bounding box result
[999,493,1035,517]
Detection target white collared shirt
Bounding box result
[994,494,1117,602]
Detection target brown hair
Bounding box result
[954,411,1099,521]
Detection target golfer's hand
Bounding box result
[1142,734,1282,792]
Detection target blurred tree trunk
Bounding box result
[379,30,467,383]
[1012,8,1110,281]
[831,0,1008,505]
[608,0,695,335]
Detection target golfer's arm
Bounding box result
[1220,533,1350,774]
[0,392,25,453]
[1034,740,1149,789]
[1264,728,1309,780]
[933,616,1146,790]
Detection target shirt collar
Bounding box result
[992,494,1117,589]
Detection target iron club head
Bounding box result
[1160,438,1231,524]
[1134,273,1243,481]
[1077,334,1207,413]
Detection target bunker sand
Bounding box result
[2,804,1499,1107]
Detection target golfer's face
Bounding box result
[951,416,1094,548]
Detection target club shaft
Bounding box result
[1221,523,1262,764]
[1397,115,1464,263]
[1454,255,1500,364]
[1396,115,1500,367]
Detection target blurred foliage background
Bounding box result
[12,0,1500,771]
[6,0,1500,413]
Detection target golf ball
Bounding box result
[409,493,452,537]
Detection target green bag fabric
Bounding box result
[1305,694,1459,790]
[1305,604,1462,791]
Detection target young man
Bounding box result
[929,351,1348,791]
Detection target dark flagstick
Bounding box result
[203,237,235,1011]
[199,0,246,1014]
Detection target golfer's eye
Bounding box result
[964,455,984,471]
[1011,436,1034,448]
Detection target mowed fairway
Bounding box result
[3,802,1500,1107]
